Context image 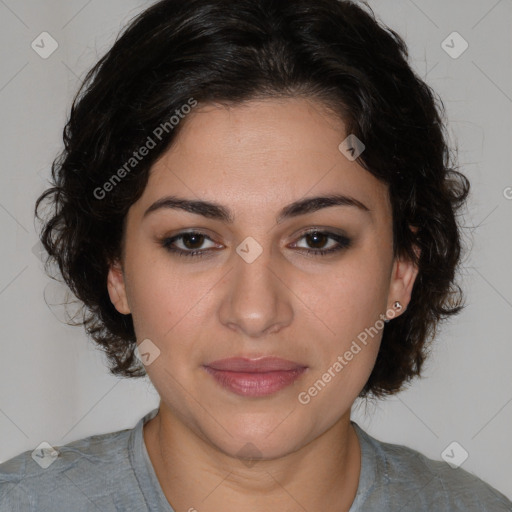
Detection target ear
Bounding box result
[107,259,131,315]
[386,242,421,317]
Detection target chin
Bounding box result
[200,414,311,462]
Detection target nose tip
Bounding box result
[225,316,284,338]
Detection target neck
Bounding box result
[143,405,361,512]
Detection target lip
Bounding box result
[203,357,308,397]
[206,356,305,372]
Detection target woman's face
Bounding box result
[108,97,418,458]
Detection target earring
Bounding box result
[384,301,403,323]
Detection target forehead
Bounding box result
[131,98,391,223]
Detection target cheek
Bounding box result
[124,253,215,350]
[297,264,387,413]
[123,252,178,339]
[314,252,391,341]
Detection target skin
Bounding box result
[107,97,419,512]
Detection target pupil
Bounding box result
[183,233,203,249]
[307,232,326,248]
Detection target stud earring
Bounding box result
[384,301,403,323]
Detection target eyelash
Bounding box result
[160,230,352,259]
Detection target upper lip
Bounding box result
[204,357,306,372]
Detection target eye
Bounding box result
[161,231,219,258]
[160,229,352,259]
[290,230,352,256]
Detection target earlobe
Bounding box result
[107,260,131,315]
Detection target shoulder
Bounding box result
[0,426,134,511]
[354,423,512,512]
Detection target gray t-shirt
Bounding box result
[1,407,510,511]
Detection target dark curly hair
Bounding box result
[35,0,470,398]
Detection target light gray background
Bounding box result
[0,0,511,500]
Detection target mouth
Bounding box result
[203,357,308,397]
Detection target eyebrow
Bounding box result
[143,193,371,223]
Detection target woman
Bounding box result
[1,0,510,510]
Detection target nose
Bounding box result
[218,244,293,338]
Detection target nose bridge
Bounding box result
[218,240,293,337]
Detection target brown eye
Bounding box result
[161,231,218,258]
[180,233,206,249]
[292,230,352,256]
[304,232,330,249]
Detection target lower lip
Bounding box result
[203,367,307,397]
